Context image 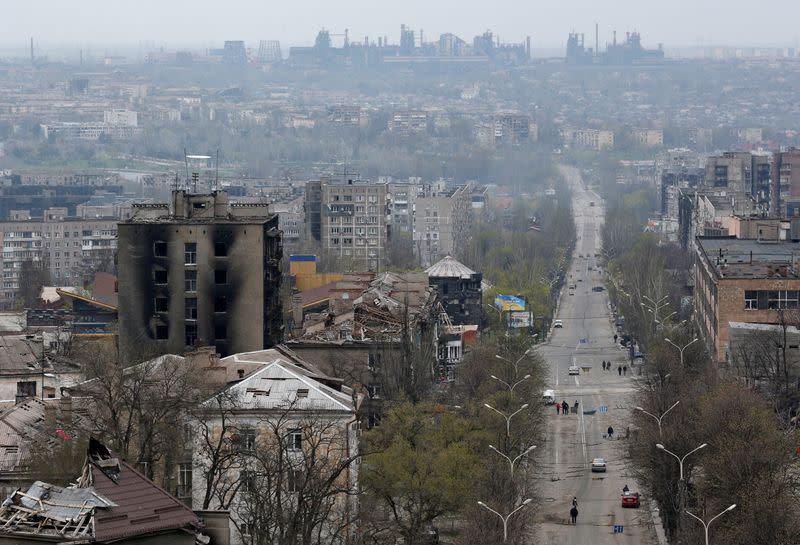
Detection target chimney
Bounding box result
[60,396,72,425]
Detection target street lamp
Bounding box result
[635,401,679,438]
[477,498,533,543]
[685,504,736,545]
[489,444,536,479]
[485,403,529,436]
[490,374,531,393]
[656,442,707,481]
[664,337,699,366]
[495,349,531,375]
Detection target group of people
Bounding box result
[600,360,628,376]
[556,400,579,415]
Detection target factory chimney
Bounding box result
[30,37,34,65]
[595,23,599,56]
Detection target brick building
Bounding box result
[694,236,800,364]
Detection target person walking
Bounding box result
[623,365,628,376]
[618,365,622,376]
[570,506,578,524]
[607,426,614,439]
[602,360,607,371]
[556,403,561,415]
[562,400,569,415]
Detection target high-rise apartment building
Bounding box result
[412,184,471,267]
[117,191,282,359]
[772,149,800,217]
[305,180,389,271]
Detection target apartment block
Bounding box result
[388,110,428,135]
[694,236,800,364]
[562,128,614,150]
[772,149,800,217]
[412,184,471,267]
[633,128,664,147]
[0,209,118,307]
[306,180,389,271]
[117,191,283,359]
[494,113,535,143]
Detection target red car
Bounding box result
[621,491,640,508]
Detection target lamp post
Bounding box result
[490,374,531,394]
[656,442,707,481]
[485,403,529,437]
[685,504,736,545]
[495,349,531,375]
[664,337,699,366]
[635,401,679,438]
[477,498,533,544]
[488,444,536,480]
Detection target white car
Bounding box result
[591,458,607,472]
[554,319,563,328]
[568,365,580,375]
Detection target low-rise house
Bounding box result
[0,335,81,403]
[191,349,361,545]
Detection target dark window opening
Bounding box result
[16,381,36,398]
[287,429,302,450]
[214,296,227,313]
[154,241,167,257]
[288,469,304,493]
[155,324,169,340]
[185,270,197,292]
[296,388,309,398]
[185,298,197,320]
[154,269,168,284]
[215,269,227,284]
[185,323,197,347]
[155,296,168,312]
[214,242,227,257]
[215,324,227,340]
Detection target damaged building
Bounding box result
[117,190,283,359]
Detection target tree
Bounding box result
[361,401,487,545]
[17,259,50,309]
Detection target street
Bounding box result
[533,167,657,545]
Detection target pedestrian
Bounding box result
[607,426,614,439]
[623,365,628,376]
[570,506,578,524]
[614,334,618,343]
[562,401,569,415]
[602,360,606,371]
[618,365,622,376]
[556,403,561,415]
[572,497,578,508]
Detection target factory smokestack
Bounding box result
[30,37,34,65]
[595,23,599,57]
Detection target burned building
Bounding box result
[425,256,482,326]
[117,190,283,359]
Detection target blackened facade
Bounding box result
[117,191,282,359]
[425,256,482,325]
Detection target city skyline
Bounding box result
[2,0,800,51]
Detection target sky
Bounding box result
[4,0,800,51]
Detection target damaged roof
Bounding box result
[425,256,478,279]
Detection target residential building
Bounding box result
[306,179,389,271]
[772,148,800,217]
[270,197,304,246]
[0,334,80,402]
[494,113,534,143]
[0,209,118,307]
[694,236,800,364]
[412,184,471,267]
[117,190,283,358]
[388,110,428,135]
[633,128,664,147]
[425,256,482,325]
[562,128,614,150]
[192,348,359,545]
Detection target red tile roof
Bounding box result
[90,457,198,541]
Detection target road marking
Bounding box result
[579,383,588,467]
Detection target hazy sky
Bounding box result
[6,0,800,50]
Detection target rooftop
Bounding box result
[697,236,800,279]
[426,256,478,279]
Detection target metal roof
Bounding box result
[425,255,477,279]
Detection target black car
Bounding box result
[592,286,605,292]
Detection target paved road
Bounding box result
[533,167,657,545]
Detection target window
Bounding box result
[184,243,196,264]
[215,323,227,340]
[240,428,256,451]
[16,381,36,398]
[154,269,168,285]
[287,429,302,451]
[185,298,197,320]
[296,388,309,398]
[768,290,799,310]
[185,270,197,292]
[154,241,167,257]
[214,296,227,313]
[367,383,382,399]
[177,463,192,500]
[155,296,168,312]
[215,269,227,284]
[288,469,304,493]
[185,323,197,347]
[368,353,381,371]
[155,324,169,340]
[214,242,227,257]
[744,291,757,310]
[239,470,256,493]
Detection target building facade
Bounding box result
[117,191,283,358]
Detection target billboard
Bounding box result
[507,311,532,328]
[494,294,526,312]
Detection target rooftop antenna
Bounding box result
[184,148,190,186]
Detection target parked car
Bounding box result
[568,365,580,375]
[621,491,641,508]
[592,286,605,292]
[542,389,555,404]
[554,319,563,328]
[591,458,607,472]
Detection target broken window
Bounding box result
[185,298,197,320]
[16,381,36,398]
[155,324,169,340]
[214,296,227,313]
[214,323,227,340]
[185,323,197,347]
[154,269,168,284]
[296,388,309,398]
[154,241,167,257]
[214,241,227,257]
[184,243,197,265]
[287,429,302,451]
[154,296,168,312]
[215,269,227,284]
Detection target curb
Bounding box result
[649,501,669,545]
